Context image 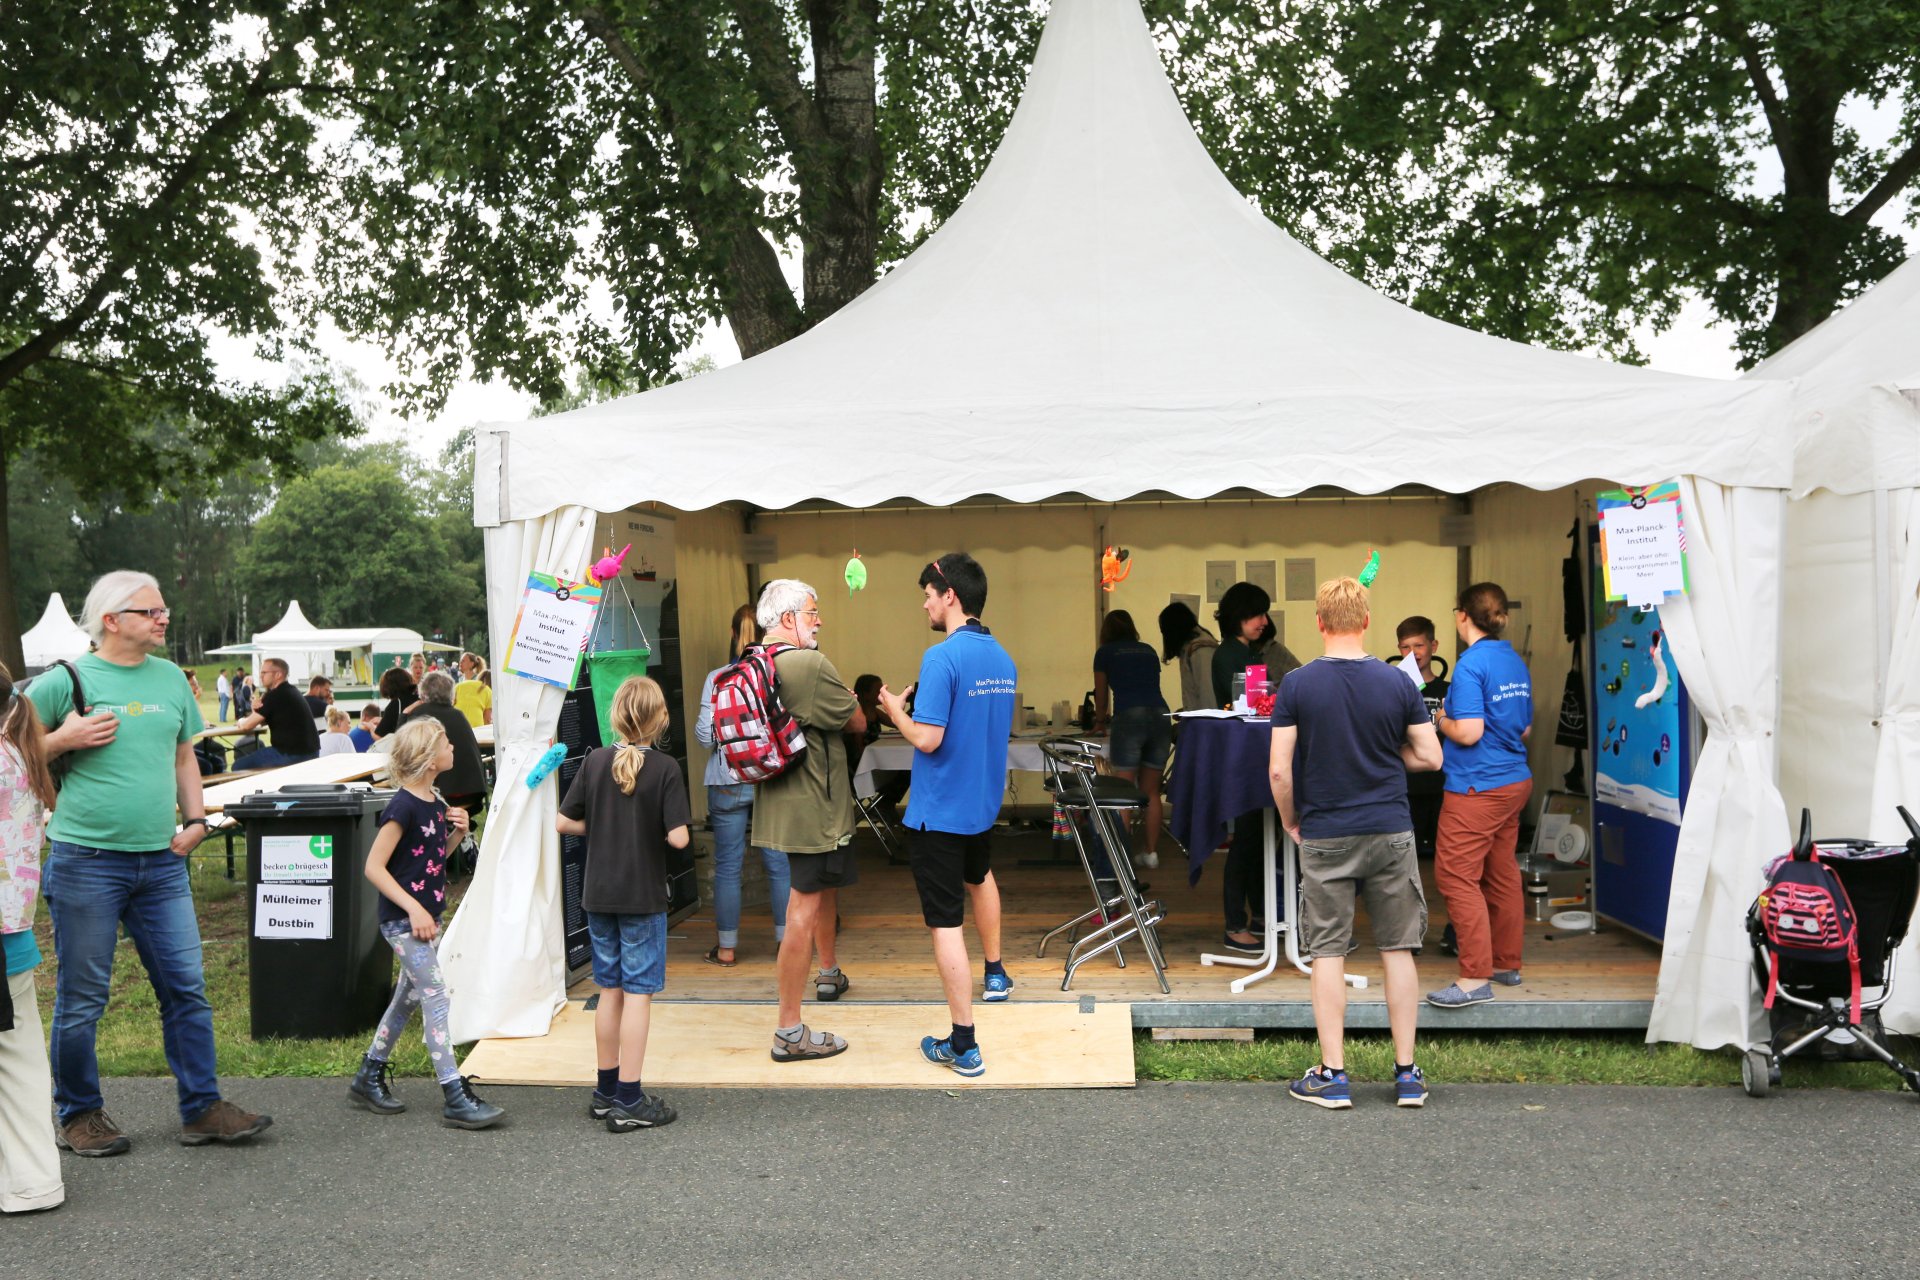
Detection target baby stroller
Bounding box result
[1741,807,1920,1098]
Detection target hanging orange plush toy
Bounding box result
[1099,546,1132,592]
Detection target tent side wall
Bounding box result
[672,505,753,817]
[1779,491,1881,831]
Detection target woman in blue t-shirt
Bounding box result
[1428,583,1534,1009]
[1092,610,1170,868]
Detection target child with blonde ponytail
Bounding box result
[557,676,690,1131]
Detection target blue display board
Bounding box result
[1589,526,1692,940]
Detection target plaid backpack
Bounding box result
[710,643,808,782]
[1758,836,1863,1022]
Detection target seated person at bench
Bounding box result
[230,657,320,770]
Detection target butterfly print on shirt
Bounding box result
[411,879,426,892]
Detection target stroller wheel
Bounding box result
[1741,1049,1773,1099]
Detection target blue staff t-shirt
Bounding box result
[1442,638,1533,794]
[904,623,1018,836]
[1094,640,1168,712]
[1271,656,1430,840]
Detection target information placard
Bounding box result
[258,833,334,883]
[1597,483,1689,609]
[503,573,603,689]
[254,884,333,941]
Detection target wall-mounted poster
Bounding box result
[1591,593,1686,826]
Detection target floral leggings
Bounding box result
[367,920,461,1084]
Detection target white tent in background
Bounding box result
[19,593,89,671]
[205,599,456,686]
[449,0,1798,1048]
[1759,255,1920,1032]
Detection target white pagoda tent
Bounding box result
[19,593,90,672]
[449,0,1799,1049]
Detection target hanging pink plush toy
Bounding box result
[588,544,631,586]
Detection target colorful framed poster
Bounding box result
[503,573,603,690]
[1596,482,1689,608]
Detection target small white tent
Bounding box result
[206,600,456,686]
[1759,255,1920,1032]
[19,593,90,671]
[452,0,1798,1048]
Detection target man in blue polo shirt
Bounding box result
[878,552,1018,1078]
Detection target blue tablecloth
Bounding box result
[1170,718,1275,885]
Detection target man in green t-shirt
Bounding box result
[29,571,271,1157]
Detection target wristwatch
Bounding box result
[182,817,209,829]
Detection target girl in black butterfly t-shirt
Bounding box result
[347,718,503,1128]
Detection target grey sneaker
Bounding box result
[1491,969,1523,986]
[1426,982,1495,1008]
[605,1093,677,1132]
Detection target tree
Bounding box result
[0,3,361,670]
[240,454,480,643]
[1155,0,1920,364]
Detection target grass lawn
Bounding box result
[24,849,1913,1090]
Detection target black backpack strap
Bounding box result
[52,659,90,718]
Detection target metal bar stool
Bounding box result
[1035,738,1170,993]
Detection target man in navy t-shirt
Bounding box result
[878,552,1017,1079]
[1270,577,1443,1111]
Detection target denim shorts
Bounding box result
[1107,705,1172,770]
[586,911,667,995]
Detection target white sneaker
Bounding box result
[1138,850,1160,869]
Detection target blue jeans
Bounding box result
[235,747,317,771]
[707,783,790,948]
[42,844,221,1125]
[218,693,230,721]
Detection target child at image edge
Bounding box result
[558,675,690,1132]
[348,718,505,1129]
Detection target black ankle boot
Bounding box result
[440,1076,504,1130]
[348,1056,405,1114]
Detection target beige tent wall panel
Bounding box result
[752,504,1100,716]
[1779,491,1878,830]
[1104,498,1459,706]
[666,504,751,819]
[1471,484,1583,794]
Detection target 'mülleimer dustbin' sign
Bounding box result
[256,833,336,940]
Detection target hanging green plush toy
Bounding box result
[1357,548,1381,587]
[844,551,867,595]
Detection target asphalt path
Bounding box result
[9,1077,1918,1279]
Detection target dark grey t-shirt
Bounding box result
[558,746,692,916]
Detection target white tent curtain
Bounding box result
[1867,490,1920,1032]
[438,505,597,1042]
[1647,478,1792,1048]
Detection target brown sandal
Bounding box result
[770,1023,848,1062]
[704,945,738,968]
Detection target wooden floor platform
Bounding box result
[462,998,1135,1090]
[633,827,1661,1032]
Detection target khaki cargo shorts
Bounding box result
[1298,830,1427,958]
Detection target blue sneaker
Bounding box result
[1426,981,1494,1008]
[1288,1065,1352,1109]
[1394,1064,1429,1108]
[983,971,1014,1002]
[920,1035,986,1078]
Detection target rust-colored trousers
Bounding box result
[1435,778,1533,981]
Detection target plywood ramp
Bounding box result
[462,999,1135,1090]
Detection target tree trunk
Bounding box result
[1759,48,1850,353]
[0,438,23,674]
[797,0,882,325]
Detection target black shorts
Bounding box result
[788,844,860,895]
[910,828,993,929]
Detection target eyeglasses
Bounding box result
[118,607,171,622]
[792,608,822,620]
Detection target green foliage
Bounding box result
[240,451,483,644]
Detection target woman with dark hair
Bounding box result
[692,603,790,966]
[1210,581,1302,951]
[401,671,489,819]
[1211,581,1301,707]
[1093,610,1170,868]
[374,667,418,741]
[1157,602,1218,713]
[1428,582,1534,1008]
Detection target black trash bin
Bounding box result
[228,783,396,1040]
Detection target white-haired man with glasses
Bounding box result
[27,571,271,1156]
[750,579,867,1064]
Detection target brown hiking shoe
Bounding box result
[56,1109,131,1158]
[179,1098,273,1146]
